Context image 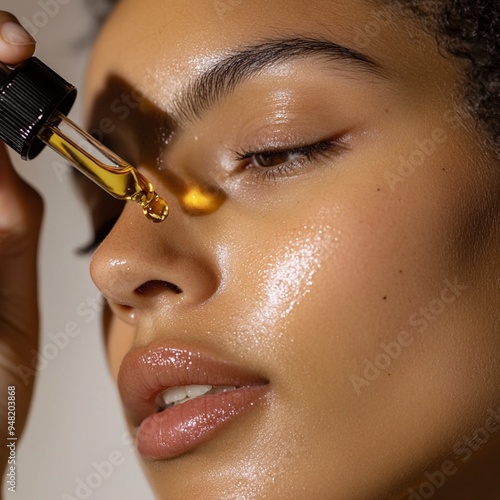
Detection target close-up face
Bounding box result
[85,0,500,498]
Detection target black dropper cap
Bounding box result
[0,57,77,160]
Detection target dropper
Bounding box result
[0,57,168,223]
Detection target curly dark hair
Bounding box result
[403,0,500,152]
[98,0,499,151]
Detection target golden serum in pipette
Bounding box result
[40,111,168,222]
[0,57,168,223]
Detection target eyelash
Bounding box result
[233,139,343,180]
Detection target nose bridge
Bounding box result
[89,199,220,312]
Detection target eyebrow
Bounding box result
[172,36,385,124]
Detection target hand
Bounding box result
[0,12,40,474]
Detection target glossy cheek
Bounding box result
[248,218,343,337]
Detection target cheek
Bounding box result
[220,131,500,489]
[300,137,498,388]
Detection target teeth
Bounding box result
[157,385,238,410]
[185,385,213,399]
[163,386,189,406]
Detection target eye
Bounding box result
[251,150,305,168]
[234,139,344,179]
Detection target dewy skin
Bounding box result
[0,57,168,223]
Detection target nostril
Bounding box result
[135,280,183,296]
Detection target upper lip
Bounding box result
[118,342,268,427]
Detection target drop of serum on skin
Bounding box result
[181,184,223,214]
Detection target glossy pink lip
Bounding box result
[118,343,269,460]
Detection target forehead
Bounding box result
[86,0,452,111]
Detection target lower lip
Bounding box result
[136,386,267,460]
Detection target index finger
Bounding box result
[0,11,36,65]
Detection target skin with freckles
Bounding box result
[85,0,500,498]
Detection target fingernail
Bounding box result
[1,22,36,46]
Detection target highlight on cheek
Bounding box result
[252,223,341,327]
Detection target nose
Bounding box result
[90,194,220,325]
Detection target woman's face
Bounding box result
[86,0,500,498]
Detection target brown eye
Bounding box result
[235,139,343,180]
[252,151,301,168]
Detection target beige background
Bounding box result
[2,1,154,498]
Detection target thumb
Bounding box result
[0,12,36,64]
